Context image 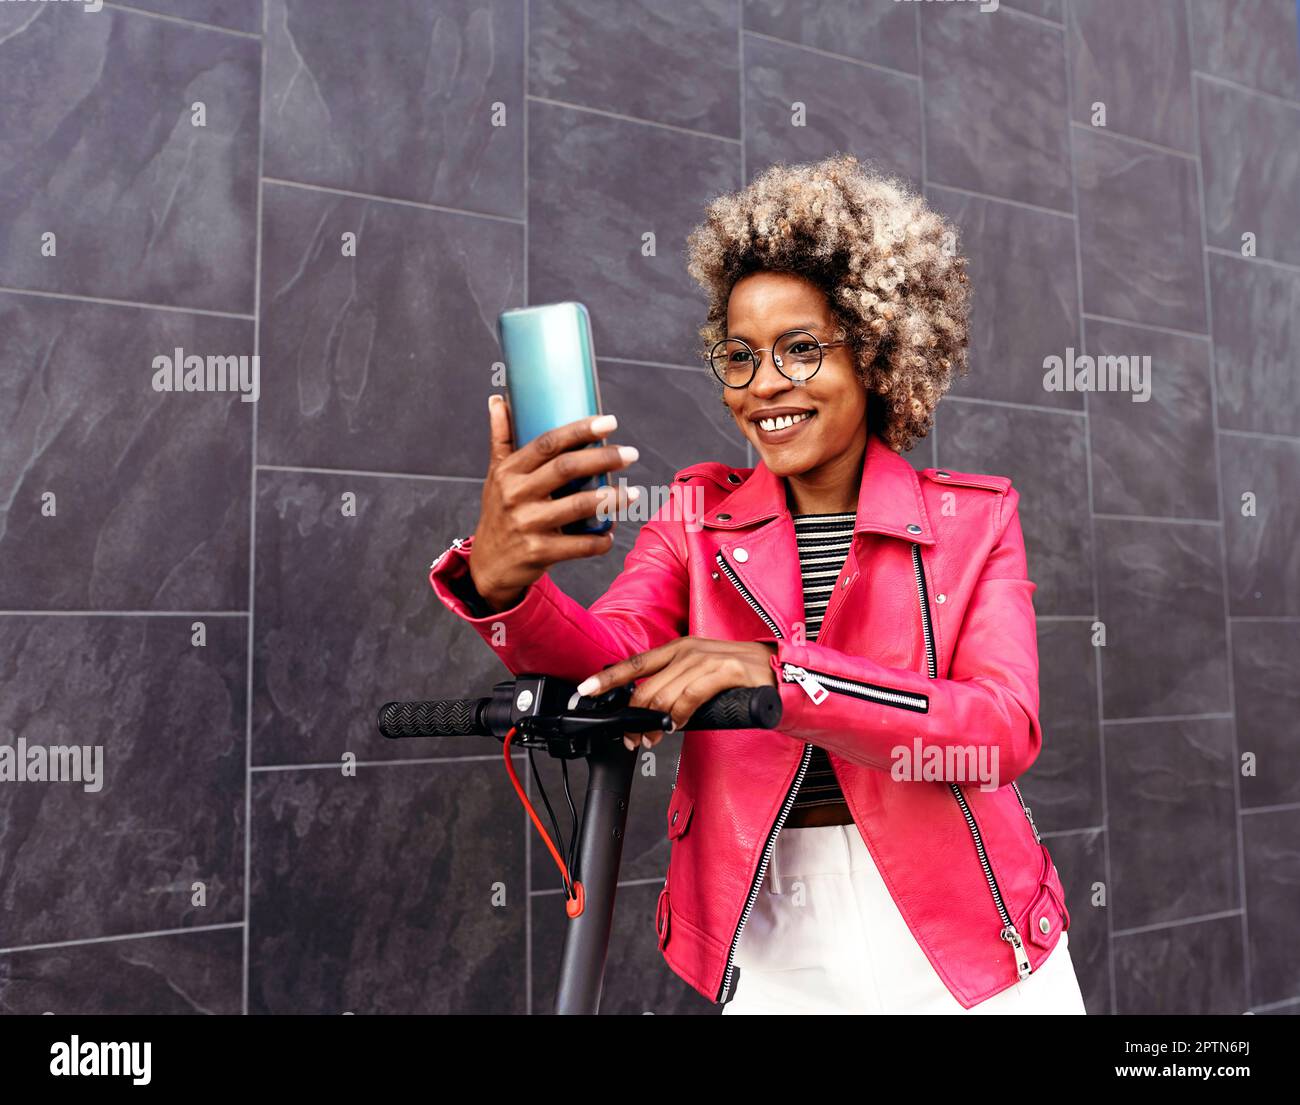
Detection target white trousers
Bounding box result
[723,823,1087,1015]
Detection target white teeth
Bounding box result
[758,411,814,432]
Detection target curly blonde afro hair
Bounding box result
[685,153,971,453]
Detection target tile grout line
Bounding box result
[104,1,261,40]
[532,875,665,896]
[1062,1,1117,1016]
[0,284,255,320]
[600,354,714,373]
[740,0,750,477]
[0,922,246,958]
[944,394,1086,417]
[1080,310,1212,342]
[998,3,1064,30]
[1103,712,1236,725]
[738,0,745,186]
[1205,244,1300,275]
[523,0,533,1018]
[261,175,525,225]
[527,93,741,145]
[1186,0,1252,1012]
[241,0,269,1019]
[1041,825,1106,839]
[916,4,936,471]
[1218,427,1300,444]
[256,463,481,483]
[1092,512,1220,526]
[1239,799,1300,817]
[1112,907,1245,939]
[1067,118,1198,161]
[0,610,249,617]
[742,27,921,82]
[1192,67,1300,110]
[925,179,1075,220]
[252,754,531,772]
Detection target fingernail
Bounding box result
[640,736,652,749]
[575,676,598,696]
[618,445,639,464]
[591,414,617,435]
[623,736,636,752]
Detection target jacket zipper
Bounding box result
[911,542,937,678]
[912,544,1040,841]
[711,543,1040,993]
[1010,779,1041,844]
[911,543,1031,979]
[713,550,813,1004]
[780,663,928,712]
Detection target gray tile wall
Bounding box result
[0,0,1296,1016]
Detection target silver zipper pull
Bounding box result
[1022,803,1042,844]
[781,664,829,704]
[1011,781,1043,844]
[431,536,469,571]
[1002,924,1032,978]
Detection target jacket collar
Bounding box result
[702,431,936,545]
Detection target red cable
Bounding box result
[502,725,585,918]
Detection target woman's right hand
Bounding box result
[467,393,642,612]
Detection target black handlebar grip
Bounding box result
[683,685,782,731]
[378,699,486,739]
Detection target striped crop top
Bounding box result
[788,511,857,810]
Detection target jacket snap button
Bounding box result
[717,513,731,521]
[671,810,679,826]
[906,523,922,534]
[711,571,719,580]
[935,470,951,479]
[734,547,749,563]
[1039,916,1051,935]
[936,593,946,604]
[727,473,741,484]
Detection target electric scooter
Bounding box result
[377,675,782,1013]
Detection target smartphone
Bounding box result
[497,301,612,536]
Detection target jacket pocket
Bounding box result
[1023,879,1070,951]
[667,783,694,840]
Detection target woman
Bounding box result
[429,153,1086,1014]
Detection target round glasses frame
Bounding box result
[707,328,850,388]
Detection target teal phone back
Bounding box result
[498,302,602,448]
[497,301,610,535]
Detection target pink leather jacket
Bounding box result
[428,431,1071,1008]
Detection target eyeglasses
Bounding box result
[707,328,850,388]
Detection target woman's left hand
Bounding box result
[574,638,779,752]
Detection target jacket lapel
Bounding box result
[702,433,937,642]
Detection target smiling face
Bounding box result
[722,270,869,487]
